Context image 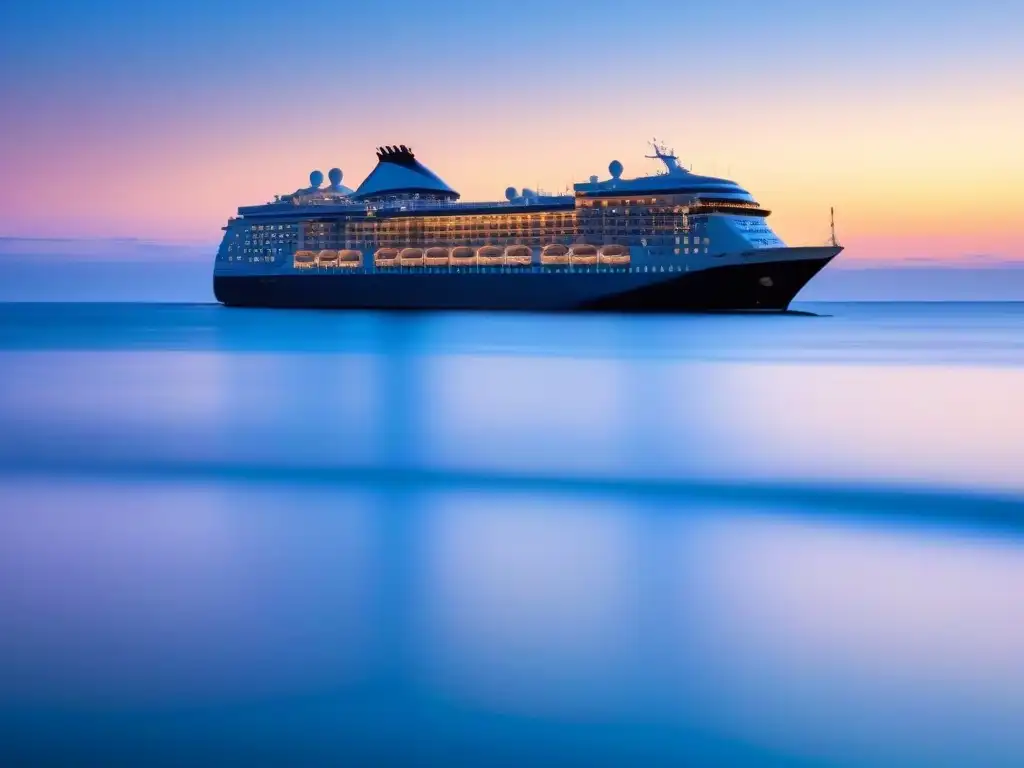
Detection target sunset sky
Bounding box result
[1,0,1021,262]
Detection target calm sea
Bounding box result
[1,301,1023,766]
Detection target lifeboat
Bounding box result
[375,247,399,267]
[399,247,424,266]
[317,250,339,266]
[294,250,316,268]
[569,244,598,265]
[424,246,449,266]
[450,246,477,266]
[338,249,363,268]
[599,244,630,265]
[541,244,570,265]
[477,245,504,266]
[504,244,532,266]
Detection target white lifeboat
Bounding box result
[399,247,424,266]
[294,250,316,268]
[568,244,598,265]
[317,250,339,266]
[541,244,569,265]
[450,246,477,266]
[424,246,449,266]
[504,244,532,266]
[599,244,630,265]
[477,245,504,265]
[338,249,363,268]
[375,247,399,267]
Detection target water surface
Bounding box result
[1,302,1023,765]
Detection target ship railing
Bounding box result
[244,196,575,218]
[365,198,572,214]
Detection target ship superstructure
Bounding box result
[213,141,841,310]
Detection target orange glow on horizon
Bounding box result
[0,85,1020,265]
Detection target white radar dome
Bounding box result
[309,170,324,188]
[609,160,623,179]
[505,186,518,201]
[328,168,343,185]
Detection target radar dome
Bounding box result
[505,186,518,201]
[589,175,599,184]
[522,188,537,199]
[309,170,324,189]
[328,168,343,186]
[609,160,623,179]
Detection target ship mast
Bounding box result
[829,207,839,247]
[645,138,687,176]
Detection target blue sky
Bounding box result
[0,0,1021,292]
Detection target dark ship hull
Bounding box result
[214,251,835,312]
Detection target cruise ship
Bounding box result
[213,141,841,311]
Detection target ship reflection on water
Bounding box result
[0,302,1023,764]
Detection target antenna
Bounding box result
[645,137,686,176]
[829,207,839,247]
